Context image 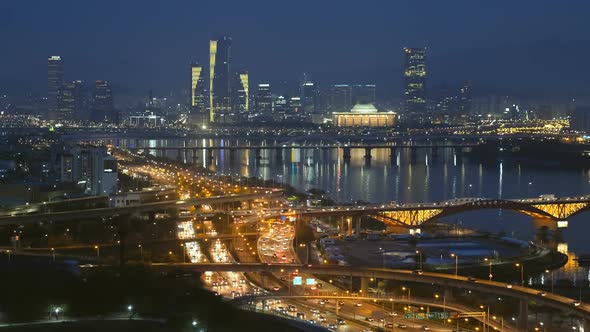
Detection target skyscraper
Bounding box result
[92,80,116,123]
[256,84,272,114]
[47,56,64,114]
[302,82,318,113]
[209,36,232,122]
[331,85,352,112]
[190,63,207,113]
[233,70,249,113]
[403,47,427,116]
[57,80,83,120]
[351,84,376,105]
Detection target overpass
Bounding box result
[0,190,283,226]
[289,195,590,227]
[148,262,590,328]
[233,295,517,332]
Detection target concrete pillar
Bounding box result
[364,147,372,160]
[444,288,454,302]
[176,148,183,162]
[518,299,528,331]
[255,148,262,160]
[356,217,361,235]
[532,217,558,248]
[360,277,369,295]
[432,146,438,158]
[410,147,417,163]
[275,148,283,162]
[390,147,396,165]
[192,148,198,164]
[347,217,352,236]
[206,148,214,162]
[340,216,345,234]
[229,148,236,161]
[342,146,351,162]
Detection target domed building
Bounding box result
[332,103,396,127]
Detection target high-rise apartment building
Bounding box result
[403,47,427,115]
[209,36,232,122]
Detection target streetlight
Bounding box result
[51,248,55,262]
[138,244,143,262]
[451,253,458,276]
[545,269,554,293]
[54,307,61,320]
[94,245,100,261]
[515,263,524,285]
[401,286,411,310]
[416,250,423,271]
[435,293,446,313]
[127,305,134,319]
[480,305,490,332]
[484,258,493,281]
[181,243,186,263]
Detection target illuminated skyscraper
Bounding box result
[302,82,318,113]
[190,63,207,113]
[47,56,64,113]
[57,80,83,120]
[209,36,232,122]
[233,70,249,113]
[256,84,272,114]
[403,47,427,115]
[91,80,116,123]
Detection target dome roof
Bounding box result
[351,103,378,113]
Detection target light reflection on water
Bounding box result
[109,138,590,280]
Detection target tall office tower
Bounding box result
[457,83,472,114]
[351,84,376,105]
[232,70,249,113]
[209,36,232,122]
[47,56,64,114]
[92,80,116,123]
[256,84,272,114]
[57,80,83,120]
[302,82,318,113]
[190,63,207,113]
[403,47,427,115]
[331,85,352,112]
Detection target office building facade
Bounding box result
[233,70,249,113]
[403,47,427,116]
[48,56,64,115]
[209,37,232,122]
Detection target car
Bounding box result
[328,324,337,329]
[468,277,478,282]
[422,326,431,330]
[385,323,394,328]
[414,270,424,275]
[354,302,363,307]
[318,315,326,322]
[337,318,346,325]
[505,284,513,288]
[365,317,374,322]
[273,286,280,291]
[538,291,547,297]
[338,301,345,306]
[311,309,320,314]
[573,301,581,306]
[397,323,407,329]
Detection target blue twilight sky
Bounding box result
[1,0,590,97]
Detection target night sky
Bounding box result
[2,0,590,98]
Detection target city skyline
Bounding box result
[2,1,590,98]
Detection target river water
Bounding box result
[106,138,590,282]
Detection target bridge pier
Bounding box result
[229,148,236,162]
[410,147,417,163]
[532,217,559,247]
[342,147,351,162]
[346,217,352,236]
[389,147,397,165]
[432,146,438,158]
[275,148,283,162]
[176,148,183,162]
[255,148,262,160]
[206,148,214,163]
[360,277,369,295]
[192,148,198,164]
[356,217,362,235]
[364,147,372,161]
[518,299,528,331]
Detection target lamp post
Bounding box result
[181,243,186,263]
[545,269,554,293]
[402,286,411,311]
[480,305,490,332]
[515,263,524,285]
[127,305,134,319]
[94,245,100,261]
[416,250,423,271]
[484,258,493,281]
[451,253,458,276]
[435,293,446,313]
[51,248,55,262]
[138,244,143,262]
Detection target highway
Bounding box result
[0,190,283,225]
[149,262,590,321]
